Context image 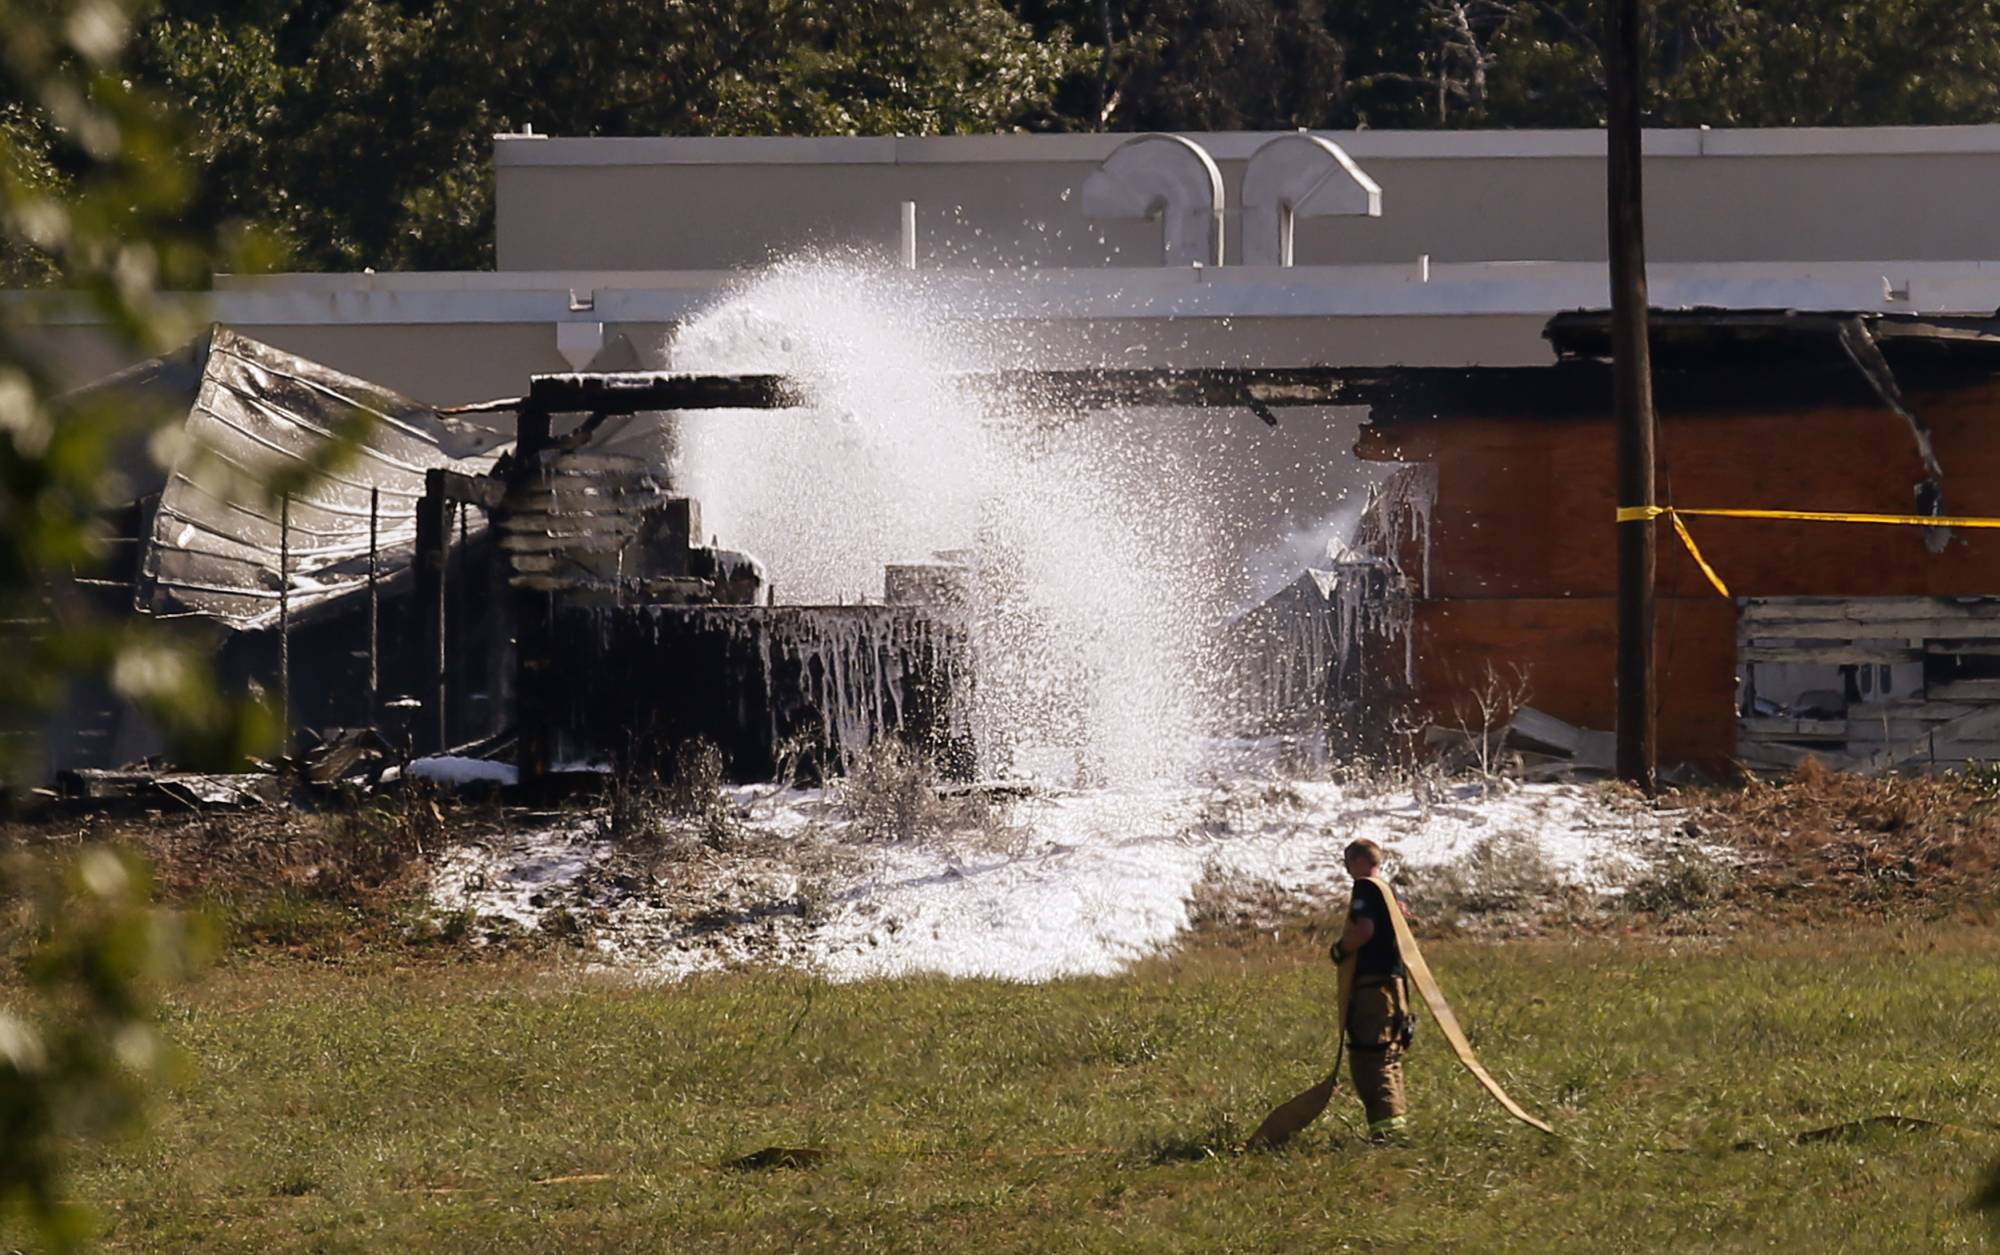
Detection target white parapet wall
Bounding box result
[493,126,2000,272]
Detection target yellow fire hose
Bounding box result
[1248,876,1554,1148]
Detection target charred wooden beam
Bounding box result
[511,405,554,795]
[1835,316,1952,553]
[409,466,510,754]
[425,469,508,512]
[367,487,380,727]
[971,367,1373,412]
[450,367,1383,419]
[412,471,451,754]
[278,495,291,755]
[1547,309,2000,369]
[455,356,1994,430]
[501,373,802,415]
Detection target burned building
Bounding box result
[44,308,2000,788]
[1348,309,2000,773]
[31,328,508,777]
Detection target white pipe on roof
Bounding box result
[1241,132,1383,267]
[1079,134,1225,268]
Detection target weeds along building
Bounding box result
[23,126,2000,778]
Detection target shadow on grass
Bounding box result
[1126,1113,1304,1166]
[726,1146,830,1172]
[1976,1155,2000,1235]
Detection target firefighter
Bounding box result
[1329,838,1413,1140]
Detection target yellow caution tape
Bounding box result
[1248,875,1555,1148]
[1614,504,1995,599]
[1615,505,2000,529]
[1665,511,1732,597]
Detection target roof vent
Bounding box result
[1241,132,1381,267]
[1080,134,1225,267]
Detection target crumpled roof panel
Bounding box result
[139,327,507,629]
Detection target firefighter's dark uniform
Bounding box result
[1341,879,1411,1137]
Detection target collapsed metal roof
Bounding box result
[136,327,508,629]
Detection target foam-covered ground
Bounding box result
[429,775,1687,983]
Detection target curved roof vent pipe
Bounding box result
[1080,133,1225,267]
[1241,131,1382,267]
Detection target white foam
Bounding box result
[429,777,1682,984]
[408,755,518,786]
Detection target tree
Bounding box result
[1017,0,1347,130]
[2,849,213,1250]
[1020,0,2000,134]
[2,0,273,773]
[135,0,1088,270]
[1473,0,2000,128]
[2,0,268,1239]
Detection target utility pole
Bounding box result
[1607,0,1657,792]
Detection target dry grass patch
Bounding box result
[0,788,509,958]
[1676,758,2000,917]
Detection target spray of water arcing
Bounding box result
[1238,501,1369,613]
[661,255,1219,784]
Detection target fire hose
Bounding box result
[1248,875,1555,1148]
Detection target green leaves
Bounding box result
[130,0,1085,271]
[1,0,277,788]
[1033,0,2000,132]
[2,846,215,1251]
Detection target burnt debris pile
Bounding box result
[21,327,508,784]
[1215,466,1427,753]
[23,329,981,792]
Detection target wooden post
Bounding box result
[1607,0,1657,791]
[367,486,380,726]
[414,469,451,754]
[278,494,291,756]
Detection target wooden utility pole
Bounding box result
[1607,0,1657,791]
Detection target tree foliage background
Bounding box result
[2,0,1982,273]
[4,2,257,1244]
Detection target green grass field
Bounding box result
[17,924,2000,1252]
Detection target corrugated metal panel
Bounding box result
[139,328,508,629]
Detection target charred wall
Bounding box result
[543,605,968,782]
